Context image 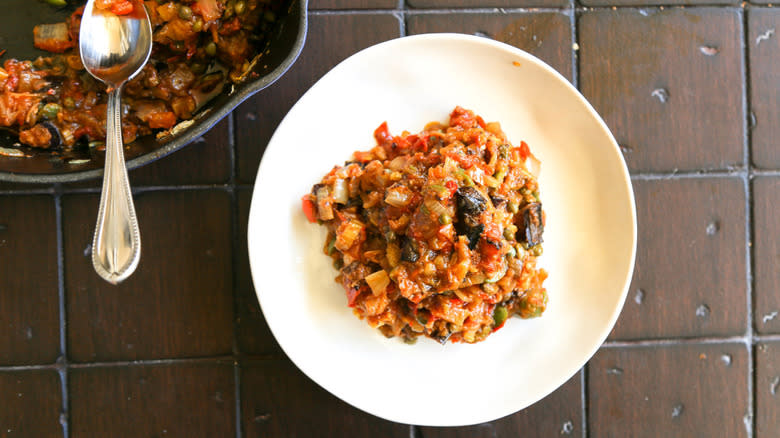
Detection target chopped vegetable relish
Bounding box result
[0,0,284,150]
[302,107,548,344]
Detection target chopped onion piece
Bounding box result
[424,198,448,219]
[332,179,348,204]
[385,186,411,207]
[365,270,390,296]
[526,153,541,178]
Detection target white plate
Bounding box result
[248,33,637,427]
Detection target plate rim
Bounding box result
[248,32,638,426]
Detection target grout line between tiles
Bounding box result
[53,186,70,438]
[0,184,251,195]
[741,5,756,435]
[603,336,750,347]
[630,169,751,180]
[307,4,761,14]
[581,366,588,438]
[228,111,245,438]
[571,3,587,435]
[67,355,237,369]
[226,111,244,438]
[752,169,780,177]
[571,0,579,90]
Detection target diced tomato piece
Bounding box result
[301,197,317,223]
[373,121,392,146]
[346,286,363,307]
[516,141,530,161]
[95,0,134,15]
[147,111,177,129]
[445,180,458,195]
[475,115,486,129]
[192,0,223,22]
[413,135,428,152]
[110,1,134,15]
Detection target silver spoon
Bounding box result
[79,0,152,284]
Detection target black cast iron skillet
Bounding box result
[0,0,307,183]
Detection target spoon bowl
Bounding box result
[80,3,153,87]
[79,0,152,284]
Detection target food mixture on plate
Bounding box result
[302,107,548,344]
[0,0,283,150]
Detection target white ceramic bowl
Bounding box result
[248,33,637,426]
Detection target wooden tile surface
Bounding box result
[69,363,235,438]
[0,196,60,366]
[610,178,747,340]
[241,359,411,436]
[408,0,567,10]
[753,176,780,334]
[579,9,744,173]
[0,370,62,438]
[748,8,780,168]
[63,191,234,362]
[589,343,749,437]
[756,341,780,438]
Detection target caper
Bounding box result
[438,214,451,225]
[191,17,204,32]
[62,97,75,109]
[531,245,543,257]
[223,4,234,18]
[503,225,517,241]
[234,0,246,14]
[205,41,217,57]
[508,200,519,213]
[263,10,276,22]
[178,5,193,20]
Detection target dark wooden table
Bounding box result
[1,0,778,436]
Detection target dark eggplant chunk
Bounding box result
[42,122,62,149]
[400,236,419,263]
[455,187,486,226]
[490,194,507,208]
[517,202,544,246]
[454,187,487,249]
[463,224,484,250]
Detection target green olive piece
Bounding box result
[205,41,217,57]
[178,5,193,20]
[191,17,204,32]
[493,306,508,327]
[234,0,246,14]
[39,103,61,120]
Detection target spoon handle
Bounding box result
[92,86,141,285]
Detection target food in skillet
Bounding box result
[0,0,284,151]
[302,107,548,344]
